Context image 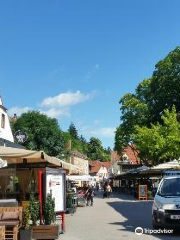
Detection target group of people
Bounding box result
[78,184,95,206]
[77,181,113,207]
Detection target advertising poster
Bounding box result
[46,168,66,212]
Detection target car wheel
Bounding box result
[152,215,158,229]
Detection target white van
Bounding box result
[152,172,180,229]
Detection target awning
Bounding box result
[151,160,180,170]
[0,146,61,166]
[66,175,95,182]
[0,146,81,173]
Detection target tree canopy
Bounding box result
[115,47,180,164]
[87,137,110,161]
[68,122,78,139]
[132,107,180,164]
[12,111,111,162]
[12,111,67,159]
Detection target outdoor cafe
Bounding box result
[0,146,81,240]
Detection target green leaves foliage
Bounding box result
[87,137,110,161]
[43,193,55,225]
[68,122,78,139]
[12,111,110,162]
[12,111,67,159]
[29,194,40,226]
[22,207,31,230]
[115,47,180,164]
[132,106,180,164]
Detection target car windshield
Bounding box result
[157,178,180,197]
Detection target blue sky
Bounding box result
[0,0,180,149]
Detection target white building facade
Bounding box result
[0,97,14,142]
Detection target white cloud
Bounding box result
[7,90,96,120]
[40,90,94,109]
[41,108,70,119]
[7,106,32,117]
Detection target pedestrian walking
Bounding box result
[86,186,94,206]
[106,183,112,198]
[96,182,99,192]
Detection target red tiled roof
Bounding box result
[89,160,111,173]
[102,162,112,168]
[89,160,102,174]
[111,145,141,165]
[121,145,140,164]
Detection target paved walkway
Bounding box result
[59,192,142,240]
[59,191,180,240]
[60,191,124,240]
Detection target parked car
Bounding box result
[152,171,180,229]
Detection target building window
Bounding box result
[122,154,129,162]
[1,114,5,128]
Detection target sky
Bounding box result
[0,0,180,149]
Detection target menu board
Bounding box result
[138,185,147,200]
[45,168,66,212]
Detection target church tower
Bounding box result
[0,94,14,142]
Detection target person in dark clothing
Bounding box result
[86,186,94,206]
[103,182,108,198]
[96,182,99,192]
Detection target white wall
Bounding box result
[97,166,108,181]
[0,107,14,142]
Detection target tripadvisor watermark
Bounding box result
[135,227,173,235]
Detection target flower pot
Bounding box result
[19,228,33,240]
[32,225,60,239]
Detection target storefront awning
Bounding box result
[0,146,81,173]
[66,175,95,182]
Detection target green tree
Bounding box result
[68,122,78,139]
[132,106,180,164]
[12,111,67,159]
[115,80,150,152]
[115,47,180,156]
[149,47,180,122]
[87,137,104,161]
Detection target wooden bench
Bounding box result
[0,207,22,240]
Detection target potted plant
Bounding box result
[19,207,32,240]
[32,194,59,240]
[29,193,40,226]
[43,193,55,225]
[148,190,153,200]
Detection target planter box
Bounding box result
[19,229,33,240]
[32,225,59,239]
